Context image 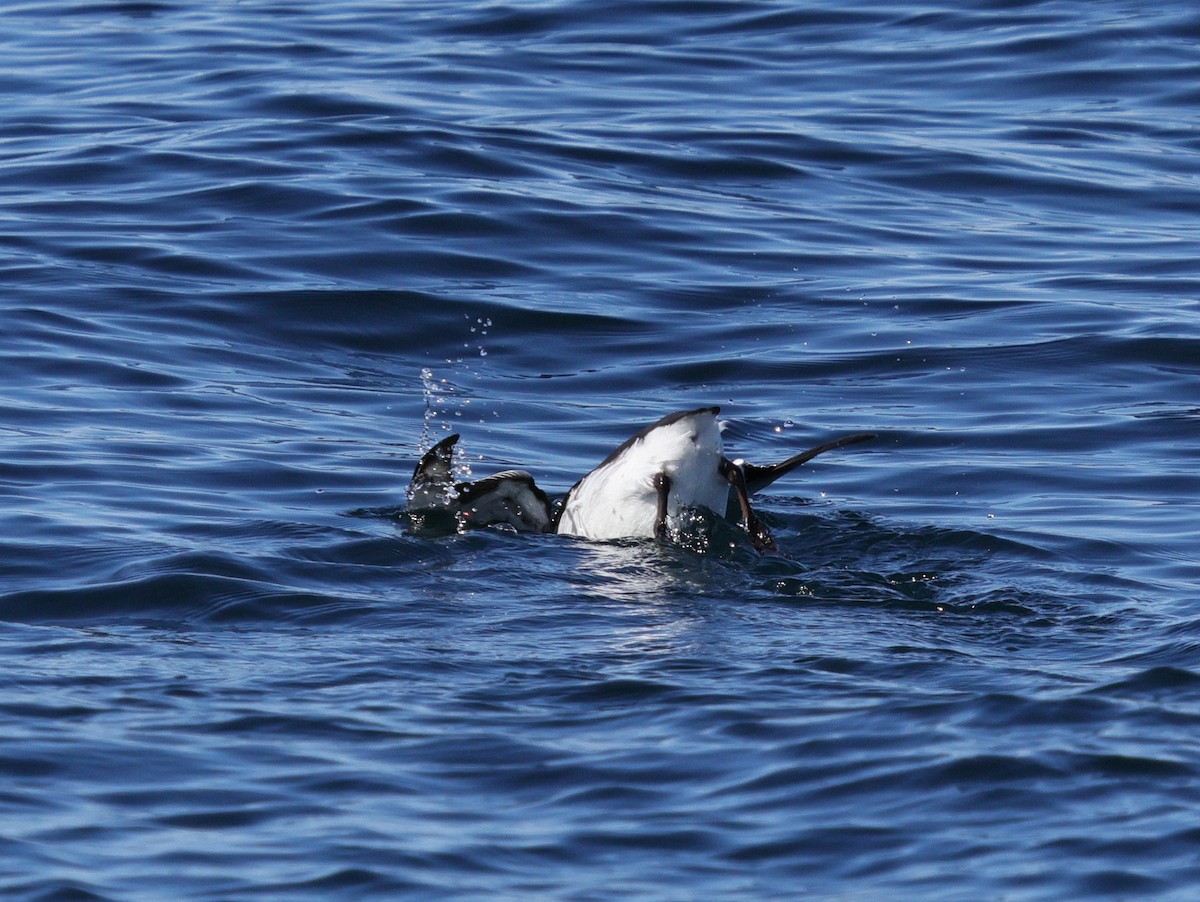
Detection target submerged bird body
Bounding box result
[408,434,552,533]
[457,470,552,532]
[405,407,874,551]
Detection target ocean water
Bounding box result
[2,0,1199,897]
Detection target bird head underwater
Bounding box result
[406,407,874,553]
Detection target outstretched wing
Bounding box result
[741,432,875,495]
[408,433,460,509]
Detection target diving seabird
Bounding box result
[407,408,874,550]
[408,433,552,533]
[553,407,873,551]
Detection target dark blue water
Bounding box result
[3,0,1199,897]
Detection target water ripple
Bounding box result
[2,0,1200,898]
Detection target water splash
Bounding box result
[466,315,492,360]
[418,367,473,482]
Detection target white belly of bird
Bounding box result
[557,410,730,541]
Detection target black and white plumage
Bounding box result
[554,408,726,541]
[408,434,552,533]
[406,408,874,551]
[553,407,872,551]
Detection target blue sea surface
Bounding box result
[2,0,1199,898]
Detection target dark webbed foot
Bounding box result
[720,458,777,553]
[653,471,671,541]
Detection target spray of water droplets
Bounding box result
[465,315,492,359]
[418,367,474,482]
[415,314,505,478]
